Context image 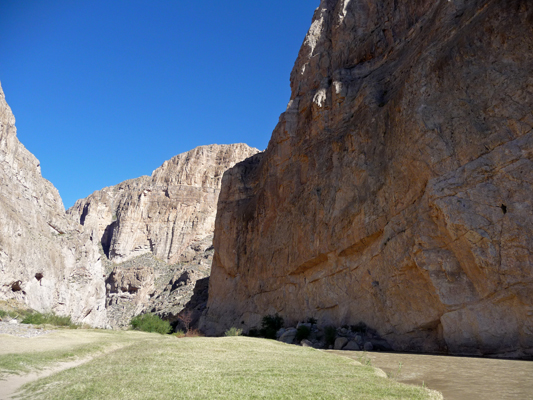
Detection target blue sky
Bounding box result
[0,1,318,209]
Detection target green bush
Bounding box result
[247,328,260,337]
[324,326,337,347]
[260,314,284,339]
[295,325,311,342]
[224,327,243,336]
[307,317,317,325]
[0,310,7,318]
[130,314,172,335]
[21,312,78,328]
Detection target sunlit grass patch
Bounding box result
[16,335,438,399]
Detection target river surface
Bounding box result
[329,350,533,399]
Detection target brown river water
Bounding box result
[329,350,533,399]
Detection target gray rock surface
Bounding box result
[0,83,106,327]
[69,143,258,328]
[68,143,259,265]
[201,0,533,358]
[343,340,360,351]
[334,337,348,350]
[279,328,297,344]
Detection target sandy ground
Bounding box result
[0,329,116,355]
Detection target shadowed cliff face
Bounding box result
[202,0,533,358]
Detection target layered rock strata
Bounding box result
[201,0,533,358]
[0,83,106,327]
[69,144,258,327]
[68,143,258,265]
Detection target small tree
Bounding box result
[178,310,194,332]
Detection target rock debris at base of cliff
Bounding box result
[200,0,533,359]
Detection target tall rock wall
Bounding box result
[69,144,259,327]
[0,83,106,326]
[68,144,259,265]
[201,0,533,358]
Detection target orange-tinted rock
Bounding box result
[201,0,533,358]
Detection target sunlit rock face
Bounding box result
[0,83,106,327]
[68,144,259,265]
[68,143,259,328]
[201,0,533,358]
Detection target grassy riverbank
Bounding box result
[1,330,441,399]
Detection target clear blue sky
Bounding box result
[0,0,318,209]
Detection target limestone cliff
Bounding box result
[0,83,106,327]
[69,144,259,327]
[68,144,258,265]
[201,0,533,358]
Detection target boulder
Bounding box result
[364,342,374,352]
[279,328,297,344]
[334,337,348,350]
[343,341,360,351]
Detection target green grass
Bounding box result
[13,335,438,399]
[0,329,154,376]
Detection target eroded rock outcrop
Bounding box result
[69,144,258,327]
[68,144,258,264]
[0,83,106,326]
[201,0,533,358]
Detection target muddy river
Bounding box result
[329,350,533,399]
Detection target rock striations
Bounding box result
[201,0,533,358]
[68,143,258,328]
[0,83,106,327]
[68,144,258,265]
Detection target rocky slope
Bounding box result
[0,83,106,327]
[201,0,533,358]
[69,144,258,327]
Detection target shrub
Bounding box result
[21,312,78,328]
[307,317,317,325]
[130,313,172,335]
[295,325,311,342]
[260,314,284,339]
[324,326,337,346]
[224,327,242,336]
[175,330,185,338]
[184,329,203,337]
[247,328,260,337]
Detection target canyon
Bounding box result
[0,79,258,328]
[200,0,533,358]
[1,0,532,359]
[68,143,258,328]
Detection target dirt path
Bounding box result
[0,356,94,400]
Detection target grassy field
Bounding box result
[1,330,441,399]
